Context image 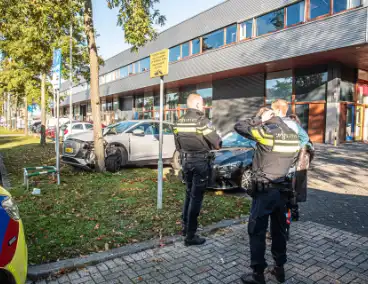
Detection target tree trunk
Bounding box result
[84,0,105,172]
[24,96,28,135]
[40,73,46,146]
[7,93,11,130]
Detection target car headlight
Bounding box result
[218,161,242,170]
[1,197,20,220]
[217,162,242,178]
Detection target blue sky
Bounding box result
[92,0,224,60]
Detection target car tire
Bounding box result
[0,269,16,284]
[240,167,252,191]
[105,147,127,173]
[106,154,122,173]
[171,151,181,170]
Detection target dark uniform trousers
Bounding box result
[182,156,209,237]
[249,188,288,272]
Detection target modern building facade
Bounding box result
[59,0,368,144]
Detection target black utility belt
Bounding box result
[252,181,292,192]
[181,152,210,159]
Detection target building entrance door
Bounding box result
[364,106,368,142]
[295,103,325,143]
[355,106,364,141]
[346,104,355,142]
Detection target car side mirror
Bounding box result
[132,129,145,136]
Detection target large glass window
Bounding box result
[226,24,237,44]
[334,0,361,13]
[310,0,330,19]
[202,29,224,52]
[144,92,154,111]
[166,88,179,110]
[169,45,181,62]
[114,70,120,80]
[106,97,113,111]
[113,98,119,111]
[296,104,309,132]
[134,95,144,111]
[287,1,305,26]
[182,42,190,58]
[266,70,293,104]
[295,68,328,102]
[139,57,150,72]
[179,85,196,108]
[257,9,285,36]
[120,66,128,78]
[197,82,213,119]
[192,38,201,55]
[128,64,134,75]
[240,20,253,40]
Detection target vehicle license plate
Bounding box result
[65,147,74,153]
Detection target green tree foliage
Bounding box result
[107,0,166,51]
[0,0,89,144]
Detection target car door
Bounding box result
[129,122,159,161]
[162,123,176,159]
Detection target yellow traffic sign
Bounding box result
[150,49,169,78]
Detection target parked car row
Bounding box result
[61,120,256,190]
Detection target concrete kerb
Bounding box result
[27,216,249,281]
[0,153,11,189]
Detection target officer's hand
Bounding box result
[261,110,274,123]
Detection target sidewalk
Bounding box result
[33,221,368,284]
[30,143,368,283]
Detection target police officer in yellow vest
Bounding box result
[173,93,221,246]
[234,107,300,284]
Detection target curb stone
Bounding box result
[27,216,249,281]
[0,153,11,189]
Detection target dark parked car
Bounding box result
[31,121,41,133]
[180,132,256,190]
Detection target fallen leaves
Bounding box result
[94,223,100,230]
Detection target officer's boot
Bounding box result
[181,225,187,237]
[184,234,206,246]
[240,271,265,284]
[270,266,285,283]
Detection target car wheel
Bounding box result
[105,147,127,173]
[105,154,122,173]
[240,168,252,190]
[171,151,181,170]
[0,269,16,284]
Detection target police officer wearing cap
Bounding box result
[173,93,221,246]
[234,107,300,284]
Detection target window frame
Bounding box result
[169,45,181,62]
[202,28,225,53]
[225,24,238,45]
[256,8,285,37]
[239,19,254,41]
[309,0,331,20]
[285,1,306,27]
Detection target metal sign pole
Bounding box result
[69,23,73,134]
[157,76,164,210]
[56,89,61,185]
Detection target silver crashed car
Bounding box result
[61,120,180,172]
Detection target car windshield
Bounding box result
[221,132,256,148]
[103,121,137,135]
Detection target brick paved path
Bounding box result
[35,221,368,284]
[300,143,368,236]
[32,143,368,284]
